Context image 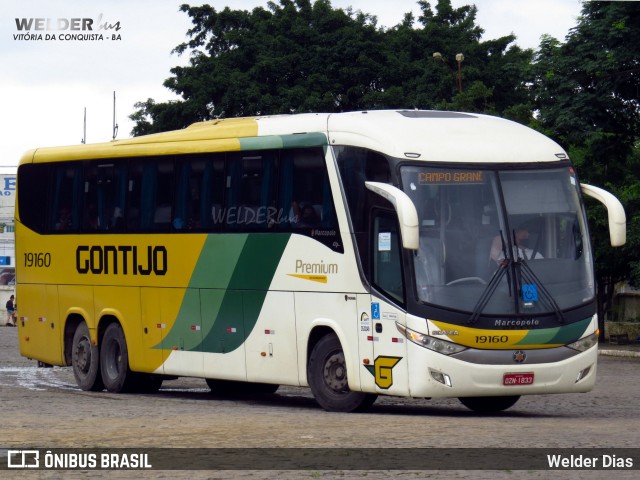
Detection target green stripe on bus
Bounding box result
[239,133,327,151]
[515,317,591,346]
[155,234,291,354]
[189,235,248,289]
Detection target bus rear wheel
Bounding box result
[308,333,377,412]
[458,395,520,413]
[100,323,133,393]
[71,322,103,391]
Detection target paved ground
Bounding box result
[1,325,638,480]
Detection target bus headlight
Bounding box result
[566,331,599,352]
[396,323,467,355]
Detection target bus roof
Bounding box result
[20,110,567,165]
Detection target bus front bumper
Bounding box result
[406,342,598,398]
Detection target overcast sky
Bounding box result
[0,0,585,167]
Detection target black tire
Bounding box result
[458,395,520,413]
[206,379,279,395]
[100,323,133,393]
[307,333,377,412]
[71,322,103,391]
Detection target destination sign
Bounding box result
[418,171,485,184]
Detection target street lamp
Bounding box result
[455,53,464,93]
[432,52,464,93]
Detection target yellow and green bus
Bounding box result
[15,110,626,412]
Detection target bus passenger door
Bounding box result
[370,298,409,396]
[369,211,409,396]
[356,293,377,393]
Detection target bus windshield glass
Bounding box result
[401,165,594,317]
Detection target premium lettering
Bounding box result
[295,259,338,274]
[76,245,167,276]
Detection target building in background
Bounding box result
[0,168,16,315]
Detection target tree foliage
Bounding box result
[533,0,640,319]
[130,0,532,135]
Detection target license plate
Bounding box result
[503,373,534,386]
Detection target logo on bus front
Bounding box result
[364,356,402,389]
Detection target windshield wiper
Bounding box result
[468,231,511,325]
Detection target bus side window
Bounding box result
[82,163,126,232]
[51,164,82,232]
[280,148,338,230]
[134,159,175,232]
[172,155,224,231]
[17,164,48,234]
[226,152,276,231]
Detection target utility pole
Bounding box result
[112,91,119,140]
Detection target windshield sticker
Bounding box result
[522,284,539,303]
[378,232,391,251]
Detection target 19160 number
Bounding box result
[475,335,509,344]
[24,252,51,268]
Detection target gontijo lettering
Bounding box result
[76,245,167,275]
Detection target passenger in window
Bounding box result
[111,207,124,231]
[55,206,72,230]
[84,204,99,230]
[291,201,319,228]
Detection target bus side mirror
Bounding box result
[580,183,626,247]
[365,181,419,250]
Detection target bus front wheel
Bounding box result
[71,322,103,391]
[458,395,520,413]
[100,323,133,393]
[308,333,377,412]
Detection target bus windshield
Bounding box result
[401,165,594,317]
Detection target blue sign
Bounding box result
[0,256,10,266]
[371,302,380,320]
[522,284,539,302]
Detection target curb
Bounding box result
[598,349,640,358]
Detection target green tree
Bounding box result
[533,1,640,324]
[377,1,533,118]
[131,0,385,135]
[130,0,534,134]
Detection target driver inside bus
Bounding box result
[490,227,543,264]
